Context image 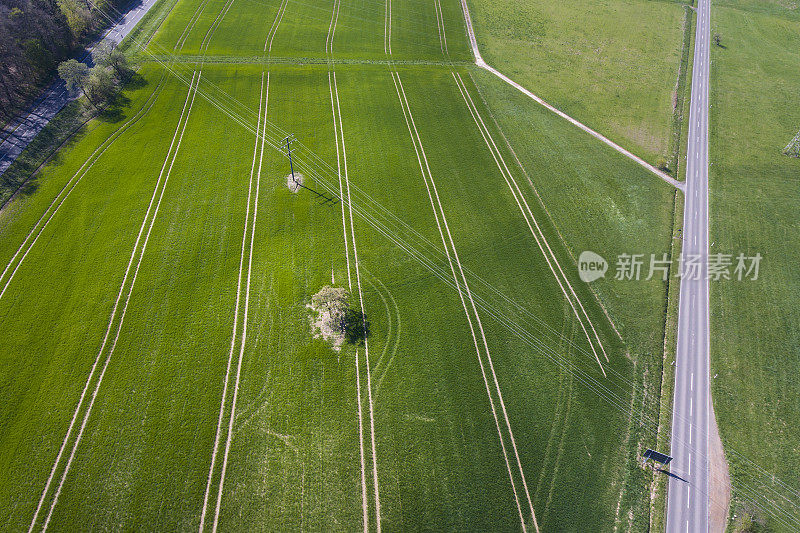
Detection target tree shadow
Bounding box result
[98,92,131,123]
[123,71,147,90]
[97,71,147,123]
[342,308,370,346]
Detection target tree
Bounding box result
[85,65,116,107]
[57,59,89,95]
[93,42,131,81]
[656,157,670,173]
[310,286,349,343]
[57,0,93,39]
[312,286,348,316]
[23,39,54,77]
[713,32,722,47]
[0,0,102,117]
[58,60,116,109]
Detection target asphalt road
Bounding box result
[667,0,712,531]
[0,0,160,178]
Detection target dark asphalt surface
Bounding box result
[667,0,712,531]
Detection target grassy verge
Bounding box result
[707,2,800,530]
[466,0,688,164]
[667,2,696,176]
[650,189,683,533]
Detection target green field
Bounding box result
[466,0,688,165]
[0,0,680,530]
[707,1,800,530]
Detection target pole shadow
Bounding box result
[657,468,689,483]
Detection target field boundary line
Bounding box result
[33,70,200,533]
[451,72,609,373]
[391,69,533,531]
[456,0,684,191]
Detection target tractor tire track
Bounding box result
[29,70,200,533]
[0,75,166,303]
[391,69,539,532]
[200,0,288,525]
[451,72,609,373]
[328,3,379,530]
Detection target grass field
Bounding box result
[0,0,679,530]
[466,0,688,166]
[706,1,800,530]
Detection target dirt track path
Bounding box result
[456,0,684,191]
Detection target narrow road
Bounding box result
[667,0,712,531]
[0,0,160,178]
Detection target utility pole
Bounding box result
[282,133,338,205]
[284,135,296,183]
